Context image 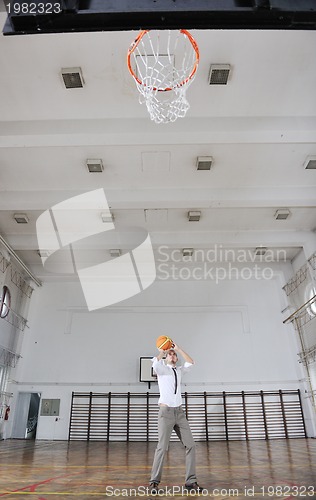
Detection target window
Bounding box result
[0,285,11,319]
[305,283,316,318]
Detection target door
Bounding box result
[12,392,41,439]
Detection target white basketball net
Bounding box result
[127,30,199,124]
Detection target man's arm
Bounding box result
[173,343,194,364]
[152,349,169,375]
[156,349,165,361]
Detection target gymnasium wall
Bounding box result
[0,247,33,439]
[8,259,315,440]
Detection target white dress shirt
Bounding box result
[152,357,193,407]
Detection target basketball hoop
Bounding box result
[127,30,199,124]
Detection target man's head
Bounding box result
[165,349,178,366]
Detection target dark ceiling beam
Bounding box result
[3,0,316,35]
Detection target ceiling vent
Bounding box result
[274,209,291,220]
[110,249,121,257]
[188,211,201,222]
[86,159,104,173]
[196,156,213,170]
[209,64,231,85]
[14,213,29,224]
[303,155,316,169]
[182,248,194,257]
[101,210,114,223]
[255,247,267,256]
[61,67,84,89]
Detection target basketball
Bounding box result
[156,335,174,350]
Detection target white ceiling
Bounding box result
[0,6,316,281]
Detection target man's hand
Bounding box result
[156,348,166,360]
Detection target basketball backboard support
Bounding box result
[3,0,316,35]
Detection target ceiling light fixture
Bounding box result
[13,213,29,224]
[303,155,316,169]
[37,250,51,258]
[61,67,84,89]
[274,209,291,220]
[182,248,194,257]
[86,159,104,173]
[254,247,267,256]
[196,156,213,170]
[188,211,201,222]
[110,249,121,257]
[101,211,114,223]
[209,64,231,85]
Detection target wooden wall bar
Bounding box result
[68,389,307,442]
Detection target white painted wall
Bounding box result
[8,259,315,440]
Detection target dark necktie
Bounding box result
[172,367,178,394]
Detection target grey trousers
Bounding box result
[150,405,197,485]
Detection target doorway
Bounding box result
[12,392,41,439]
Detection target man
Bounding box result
[149,342,203,493]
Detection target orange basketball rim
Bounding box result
[127,29,200,92]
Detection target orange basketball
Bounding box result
[156,335,174,350]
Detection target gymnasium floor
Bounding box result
[0,438,315,499]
